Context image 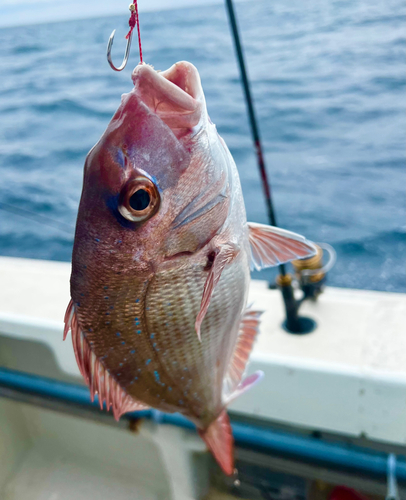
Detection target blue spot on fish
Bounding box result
[146,359,151,365]
[130,350,135,354]
[135,299,140,303]
[150,333,154,339]
[121,341,126,345]
[154,371,160,382]
[95,238,100,242]
[116,332,121,337]
[168,387,172,391]
[104,286,108,290]
[137,330,141,334]
[104,296,109,300]
[110,305,114,310]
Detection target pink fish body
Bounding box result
[64,61,316,474]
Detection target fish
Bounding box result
[64,61,316,475]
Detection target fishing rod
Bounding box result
[224,0,318,334]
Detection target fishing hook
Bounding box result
[107,29,133,72]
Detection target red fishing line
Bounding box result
[126,0,143,64]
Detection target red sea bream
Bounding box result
[64,61,316,474]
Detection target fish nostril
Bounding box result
[129,189,150,211]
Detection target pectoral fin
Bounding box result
[195,243,238,341]
[248,222,317,271]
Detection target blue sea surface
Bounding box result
[0,0,405,292]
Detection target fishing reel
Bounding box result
[275,243,336,334]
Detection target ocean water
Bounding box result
[0,0,405,292]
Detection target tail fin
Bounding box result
[198,411,234,476]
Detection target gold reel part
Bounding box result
[292,244,325,283]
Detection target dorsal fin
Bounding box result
[64,300,149,420]
[248,222,317,271]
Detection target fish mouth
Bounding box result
[132,61,203,133]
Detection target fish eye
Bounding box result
[129,189,150,211]
[118,177,160,222]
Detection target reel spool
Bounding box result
[292,243,336,301]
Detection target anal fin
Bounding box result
[64,300,149,421]
[198,411,234,476]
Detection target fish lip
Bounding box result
[132,62,203,113]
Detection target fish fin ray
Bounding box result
[223,309,263,401]
[195,243,238,341]
[198,411,234,476]
[248,222,317,271]
[64,301,149,420]
[223,371,264,407]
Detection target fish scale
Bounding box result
[145,255,247,423]
[146,264,213,417]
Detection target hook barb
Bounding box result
[107,29,133,72]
